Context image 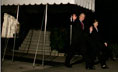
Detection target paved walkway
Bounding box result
[2,59,118,72]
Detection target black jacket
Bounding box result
[72,20,85,41]
[89,26,104,43]
[71,19,87,52]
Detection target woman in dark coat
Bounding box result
[88,20,109,69]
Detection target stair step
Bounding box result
[18,30,53,55]
[19,46,51,49]
[20,44,50,48]
[13,50,64,56]
[22,40,50,43]
[21,42,50,45]
[19,46,51,50]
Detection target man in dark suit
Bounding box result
[65,13,87,68]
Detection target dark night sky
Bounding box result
[95,0,118,43]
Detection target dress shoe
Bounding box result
[86,66,95,70]
[111,58,115,61]
[65,64,72,68]
[101,65,109,69]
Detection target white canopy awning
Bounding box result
[2,0,95,11]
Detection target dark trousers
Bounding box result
[65,48,75,65]
[85,43,95,67]
[88,39,108,66]
[65,38,87,65]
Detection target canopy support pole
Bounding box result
[42,4,48,67]
[12,5,19,62]
[2,12,11,62]
[2,38,9,62]
[32,4,48,67]
[33,29,42,67]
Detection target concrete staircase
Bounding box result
[19,29,64,56]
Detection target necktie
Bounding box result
[81,22,84,30]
